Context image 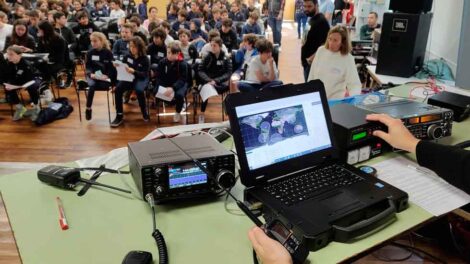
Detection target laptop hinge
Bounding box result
[267,165,318,183]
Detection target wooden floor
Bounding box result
[0,22,467,263]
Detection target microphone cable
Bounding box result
[145,194,168,264]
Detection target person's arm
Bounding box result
[112,40,119,56]
[277,0,285,20]
[173,61,188,90]
[301,17,330,65]
[85,51,93,76]
[132,56,150,78]
[307,48,321,82]
[345,54,362,95]
[214,57,233,83]
[197,55,212,83]
[359,25,367,40]
[366,113,470,195]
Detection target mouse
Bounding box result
[122,250,153,264]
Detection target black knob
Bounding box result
[155,185,164,195]
[216,170,236,189]
[427,125,443,139]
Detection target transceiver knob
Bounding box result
[427,125,443,139]
[155,185,164,195]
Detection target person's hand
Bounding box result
[366,114,420,153]
[248,226,293,264]
[163,87,174,97]
[267,56,274,66]
[90,73,96,79]
[126,66,135,74]
[306,55,315,65]
[113,62,119,68]
[277,13,283,20]
[209,80,216,86]
[100,74,108,80]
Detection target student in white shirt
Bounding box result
[109,0,126,20]
[0,11,13,52]
[307,25,361,99]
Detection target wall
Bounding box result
[456,0,470,89]
[427,0,464,75]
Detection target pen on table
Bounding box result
[56,196,69,230]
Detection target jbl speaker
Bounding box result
[390,0,433,14]
[376,12,433,77]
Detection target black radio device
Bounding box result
[360,99,453,140]
[331,104,389,165]
[128,135,236,204]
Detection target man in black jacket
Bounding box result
[301,0,329,82]
[197,37,232,123]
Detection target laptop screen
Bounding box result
[234,91,332,171]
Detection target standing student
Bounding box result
[153,42,189,123]
[294,0,307,39]
[307,25,361,98]
[266,0,285,49]
[4,45,40,121]
[301,0,329,82]
[319,0,334,25]
[84,32,114,121]
[3,19,36,52]
[197,37,232,123]
[111,36,150,127]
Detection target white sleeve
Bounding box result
[307,49,321,82]
[345,55,362,96]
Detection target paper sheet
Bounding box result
[199,83,219,102]
[114,61,134,82]
[374,157,470,216]
[4,80,35,91]
[155,86,175,101]
[75,147,129,176]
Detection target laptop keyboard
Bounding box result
[264,165,364,206]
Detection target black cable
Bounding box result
[77,167,130,174]
[371,235,413,262]
[253,249,259,264]
[146,194,168,264]
[391,242,447,264]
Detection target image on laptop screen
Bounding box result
[235,92,332,171]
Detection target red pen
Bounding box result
[56,197,69,230]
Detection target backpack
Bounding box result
[35,97,74,126]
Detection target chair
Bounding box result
[75,79,113,124]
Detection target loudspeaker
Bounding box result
[390,0,433,14]
[376,12,433,77]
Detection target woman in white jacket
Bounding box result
[307,25,362,99]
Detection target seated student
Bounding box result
[360,11,380,40]
[219,18,237,52]
[229,33,258,92]
[189,18,208,52]
[128,15,149,44]
[175,28,197,63]
[172,9,190,33]
[153,42,189,123]
[143,7,163,32]
[90,0,109,20]
[3,45,40,121]
[36,20,68,81]
[206,7,221,31]
[10,5,26,22]
[112,23,132,59]
[159,21,175,45]
[73,11,100,53]
[71,0,91,21]
[0,11,13,52]
[197,37,231,123]
[26,10,40,41]
[4,19,35,52]
[229,1,246,22]
[307,25,361,99]
[236,39,281,93]
[109,0,126,20]
[147,28,167,69]
[111,36,150,127]
[187,0,201,21]
[84,32,114,120]
[241,11,261,35]
[200,29,228,58]
[166,3,178,23]
[53,12,76,51]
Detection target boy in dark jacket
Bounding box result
[197,37,232,123]
[219,18,238,52]
[73,11,100,53]
[154,42,189,123]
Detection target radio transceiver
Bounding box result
[128,135,235,204]
[360,99,453,140]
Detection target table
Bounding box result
[1,86,469,264]
[366,65,425,87]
